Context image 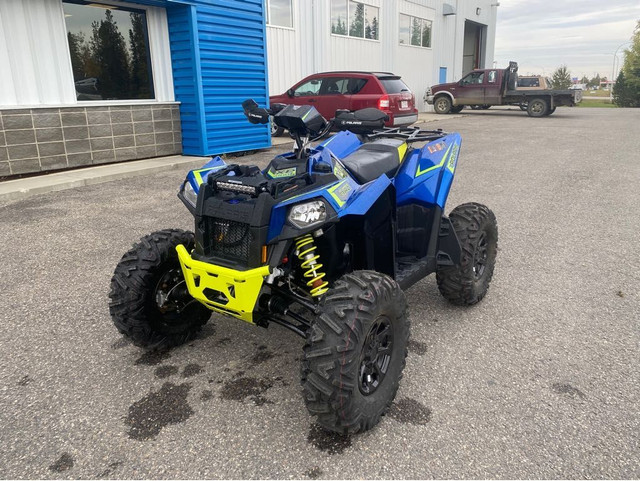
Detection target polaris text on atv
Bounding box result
[109,101,498,434]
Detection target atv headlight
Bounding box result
[183,181,198,207]
[288,200,326,229]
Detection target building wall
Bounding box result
[0,0,270,178]
[266,0,498,111]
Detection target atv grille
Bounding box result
[209,218,252,262]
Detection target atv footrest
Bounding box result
[395,255,436,290]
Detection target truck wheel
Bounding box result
[544,106,557,116]
[109,229,211,350]
[436,203,498,306]
[527,98,549,117]
[434,96,452,114]
[451,105,464,113]
[301,271,409,434]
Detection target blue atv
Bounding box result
[109,101,498,434]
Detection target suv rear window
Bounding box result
[380,78,410,94]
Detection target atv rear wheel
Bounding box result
[109,229,211,350]
[434,96,452,114]
[437,203,498,305]
[301,271,409,434]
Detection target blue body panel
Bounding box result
[184,130,462,241]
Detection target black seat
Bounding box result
[341,138,406,184]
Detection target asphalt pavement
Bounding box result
[0,106,638,479]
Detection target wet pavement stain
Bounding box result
[251,348,274,365]
[17,375,31,386]
[552,382,587,399]
[388,398,432,425]
[407,339,428,355]
[200,390,213,401]
[134,350,171,366]
[111,337,132,350]
[305,466,323,479]
[49,453,74,472]
[155,365,179,379]
[97,461,123,478]
[220,376,273,405]
[307,424,352,455]
[126,382,193,440]
[182,363,203,378]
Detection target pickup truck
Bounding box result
[425,62,582,117]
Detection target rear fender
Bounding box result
[394,133,462,209]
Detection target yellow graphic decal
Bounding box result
[327,179,353,207]
[447,144,459,173]
[397,142,408,162]
[415,144,453,178]
[268,166,297,178]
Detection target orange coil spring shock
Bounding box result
[294,234,329,297]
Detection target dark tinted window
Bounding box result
[380,78,410,94]
[63,1,154,101]
[519,77,540,87]
[346,78,367,94]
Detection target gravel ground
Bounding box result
[0,107,638,479]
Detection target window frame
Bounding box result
[266,0,294,30]
[398,13,433,49]
[330,0,380,42]
[61,0,174,105]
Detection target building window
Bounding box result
[63,1,154,101]
[331,0,379,40]
[399,14,432,48]
[266,0,293,28]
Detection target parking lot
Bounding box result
[1,107,638,479]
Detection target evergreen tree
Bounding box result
[90,10,131,99]
[370,16,378,40]
[613,70,634,107]
[67,32,86,81]
[332,16,347,35]
[551,65,572,89]
[421,20,431,47]
[349,3,364,37]
[616,20,640,107]
[411,17,422,46]
[129,13,152,99]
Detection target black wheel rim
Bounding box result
[359,316,394,396]
[154,268,198,331]
[473,232,488,280]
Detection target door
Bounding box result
[316,77,352,120]
[483,70,501,104]
[456,71,485,105]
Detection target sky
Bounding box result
[494,0,640,80]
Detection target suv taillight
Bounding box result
[378,94,390,109]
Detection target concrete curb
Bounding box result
[0,155,210,203]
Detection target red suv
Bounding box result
[269,71,418,135]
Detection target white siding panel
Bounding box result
[0,0,75,107]
[266,26,301,95]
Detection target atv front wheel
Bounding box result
[302,271,409,434]
[437,203,498,305]
[109,229,211,350]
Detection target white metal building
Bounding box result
[265,0,499,111]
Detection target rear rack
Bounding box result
[366,126,447,143]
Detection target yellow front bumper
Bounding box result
[175,244,270,323]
